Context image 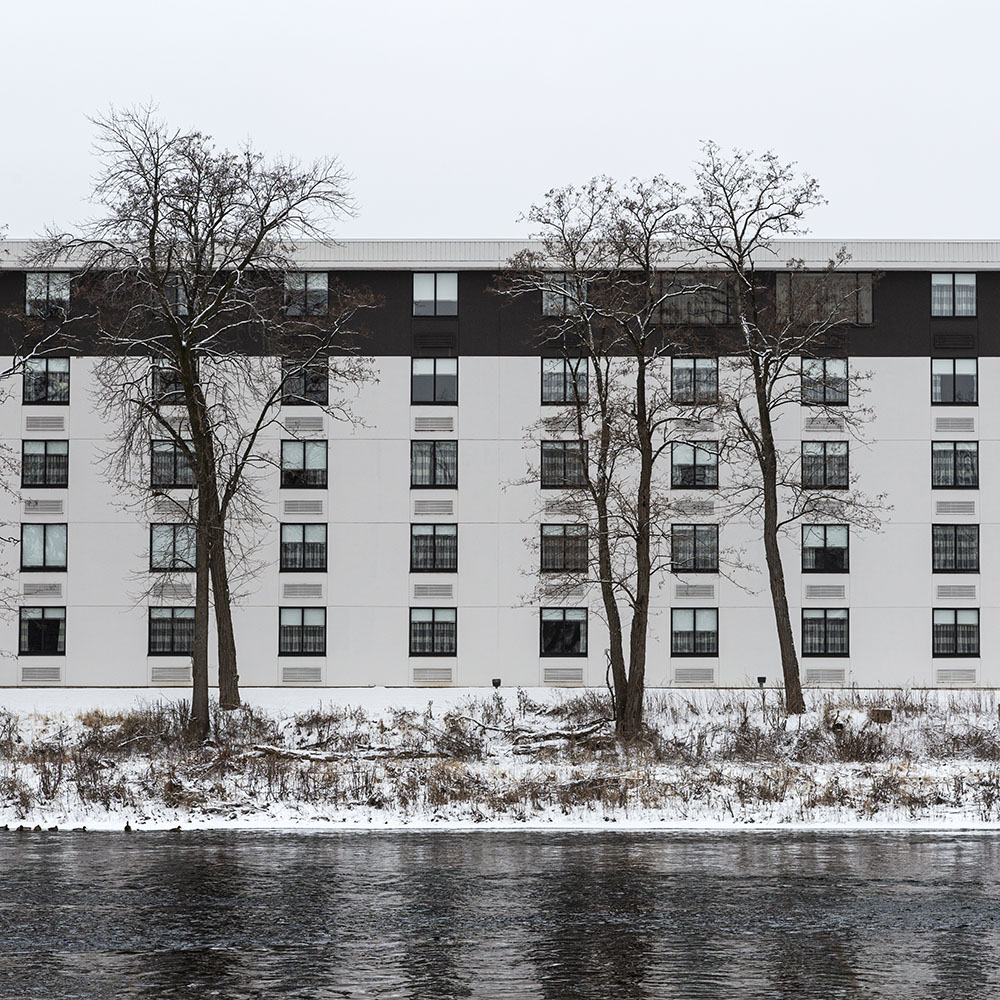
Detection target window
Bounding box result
[22,440,68,488]
[932,442,978,488]
[409,608,457,655]
[151,359,185,405]
[660,273,732,325]
[410,441,458,488]
[148,607,195,655]
[413,272,458,317]
[21,523,67,571]
[671,524,719,573]
[931,273,976,317]
[541,358,588,404]
[150,524,197,572]
[540,608,587,656]
[802,525,849,573]
[802,609,849,656]
[540,441,588,489]
[540,524,588,572]
[671,442,719,488]
[801,441,848,488]
[151,440,196,488]
[932,525,979,573]
[776,272,873,326]
[19,607,65,656]
[22,357,70,405]
[281,359,329,405]
[933,609,979,657]
[411,358,458,404]
[279,607,327,655]
[671,608,718,656]
[280,524,328,572]
[25,273,70,317]
[801,358,848,405]
[410,524,457,572]
[672,358,718,404]
[164,274,188,316]
[541,273,581,317]
[931,359,977,404]
[281,441,328,488]
[284,272,329,316]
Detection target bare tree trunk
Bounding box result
[205,495,240,709]
[188,502,211,740]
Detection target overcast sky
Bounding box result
[2,0,996,241]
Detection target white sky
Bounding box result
[2,0,997,241]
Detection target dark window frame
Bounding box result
[932,524,980,573]
[801,441,849,489]
[931,273,976,318]
[149,523,197,572]
[801,525,849,573]
[278,607,327,656]
[932,608,980,657]
[151,359,187,406]
[280,440,329,489]
[284,272,329,317]
[147,607,195,656]
[409,607,458,656]
[539,607,588,657]
[21,440,69,489]
[540,440,589,489]
[541,357,589,404]
[671,524,719,573]
[412,272,459,317]
[150,439,196,489]
[20,522,68,572]
[281,358,329,406]
[541,273,581,317]
[410,523,458,573]
[931,358,978,406]
[410,357,458,405]
[279,523,328,573]
[410,440,458,489]
[931,441,979,489]
[670,607,719,657]
[18,606,66,656]
[540,524,588,573]
[801,608,850,657]
[671,441,719,489]
[25,273,70,319]
[22,357,70,405]
[671,357,719,405]
[801,357,849,406]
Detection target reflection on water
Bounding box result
[1,830,999,998]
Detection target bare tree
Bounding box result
[683,142,886,713]
[501,178,720,739]
[33,108,376,736]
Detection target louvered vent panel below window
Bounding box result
[22,582,63,598]
[282,665,323,684]
[285,416,325,435]
[804,416,845,432]
[151,665,192,685]
[414,416,455,433]
[152,581,193,600]
[542,666,584,686]
[24,415,66,433]
[23,499,64,516]
[283,499,325,516]
[934,417,976,433]
[412,666,454,684]
[413,583,454,599]
[936,668,977,686]
[935,501,976,516]
[543,499,578,515]
[152,497,196,520]
[674,583,715,599]
[674,500,715,516]
[933,333,976,349]
[540,583,587,599]
[804,668,847,686]
[282,583,324,599]
[682,421,716,435]
[20,665,62,684]
[804,585,846,600]
[674,667,716,686]
[936,585,977,600]
[413,499,454,516]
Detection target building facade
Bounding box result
[0,239,995,689]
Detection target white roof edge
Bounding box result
[5,238,1000,270]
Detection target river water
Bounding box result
[1,829,999,998]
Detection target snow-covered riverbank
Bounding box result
[3,686,1000,831]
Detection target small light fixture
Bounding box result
[757,676,766,688]
[492,678,501,689]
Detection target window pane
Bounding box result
[22,524,44,567]
[413,273,435,316]
[955,274,976,316]
[411,359,435,402]
[45,525,66,567]
[435,273,458,316]
[931,274,953,316]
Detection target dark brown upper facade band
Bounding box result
[0,269,987,358]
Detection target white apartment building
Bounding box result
[0,239,994,689]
